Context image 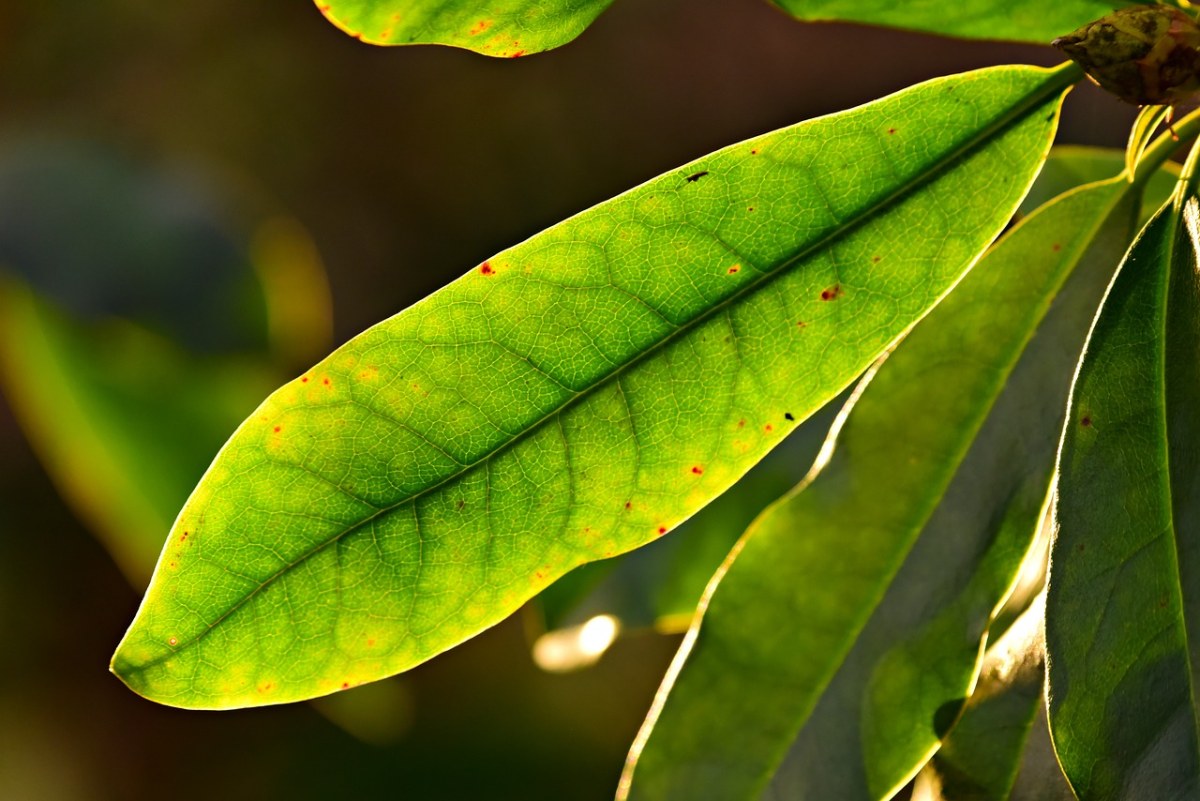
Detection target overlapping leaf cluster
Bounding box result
[94,2,1200,799]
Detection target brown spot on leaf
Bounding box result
[784,412,795,421]
[820,284,845,301]
[888,127,897,135]
[1081,415,1092,427]
[691,465,704,475]
[624,501,632,510]
[1052,243,1062,252]
[168,637,178,646]
[764,424,774,433]
[480,262,494,276]
[872,255,881,263]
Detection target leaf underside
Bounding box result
[112,65,1070,710]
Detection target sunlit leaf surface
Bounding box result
[112,65,1072,709]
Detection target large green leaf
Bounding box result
[770,0,1145,44]
[313,0,613,55]
[111,64,1074,710]
[1045,157,1200,799]
[621,131,1156,800]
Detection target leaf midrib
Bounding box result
[127,66,1075,674]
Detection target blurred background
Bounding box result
[0,1,1136,799]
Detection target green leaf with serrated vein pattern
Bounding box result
[770,0,1142,44]
[622,125,1150,800]
[312,0,613,55]
[111,64,1073,709]
[1046,164,1200,800]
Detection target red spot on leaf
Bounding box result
[367,638,376,648]
[820,284,844,301]
[301,376,309,383]
[737,419,746,428]
[342,682,350,689]
[657,526,667,535]
[509,50,526,58]
[480,262,494,276]
[180,531,189,542]
[469,19,492,36]
[323,378,331,386]
[750,149,758,155]
[727,265,740,274]
[691,465,704,475]
[273,426,281,433]
[764,424,774,433]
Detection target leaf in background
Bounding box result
[111,64,1074,710]
[1127,105,1171,181]
[1019,145,1178,224]
[313,0,614,55]
[769,0,1137,44]
[621,138,1152,800]
[0,142,332,583]
[1045,166,1200,799]
[911,594,1074,801]
[0,284,274,581]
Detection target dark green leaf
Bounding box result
[1046,162,1200,800]
[621,136,1142,800]
[111,65,1073,709]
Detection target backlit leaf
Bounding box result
[111,64,1074,710]
[313,0,614,55]
[770,0,1140,44]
